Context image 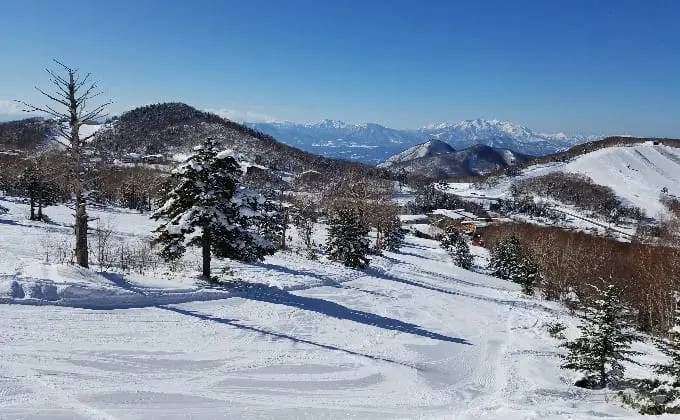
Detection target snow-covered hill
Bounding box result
[448,142,680,219]
[379,139,455,166]
[0,197,658,419]
[379,142,531,179]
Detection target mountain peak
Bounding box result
[378,138,455,167]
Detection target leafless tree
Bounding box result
[16,60,111,268]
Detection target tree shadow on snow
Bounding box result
[234,282,470,345]
[157,305,421,369]
[247,261,392,298]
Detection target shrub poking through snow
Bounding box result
[440,228,473,269]
[325,207,371,269]
[489,235,540,295]
[560,284,642,389]
[152,137,275,279]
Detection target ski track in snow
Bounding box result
[0,198,653,419]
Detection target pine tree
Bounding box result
[516,249,541,296]
[258,196,286,249]
[152,138,275,279]
[440,228,473,269]
[382,217,406,252]
[325,207,371,268]
[560,284,642,389]
[489,235,522,280]
[489,235,540,294]
[654,306,680,386]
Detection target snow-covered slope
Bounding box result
[379,143,531,179]
[0,196,662,419]
[449,142,680,219]
[379,139,455,166]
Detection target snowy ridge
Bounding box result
[448,142,680,219]
[378,139,454,167]
[248,118,600,164]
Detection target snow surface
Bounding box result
[0,196,669,419]
[448,143,680,220]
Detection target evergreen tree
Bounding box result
[489,235,540,294]
[560,284,642,389]
[258,196,286,249]
[440,228,473,269]
[516,249,541,296]
[382,217,406,252]
[325,207,371,268]
[152,138,274,279]
[489,235,523,280]
[654,306,680,385]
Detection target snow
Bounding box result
[448,143,680,221]
[52,122,103,148]
[0,196,669,419]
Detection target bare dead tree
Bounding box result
[16,60,111,268]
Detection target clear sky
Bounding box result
[1,0,678,136]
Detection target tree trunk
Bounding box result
[29,195,36,220]
[37,187,43,221]
[599,360,606,389]
[281,210,288,249]
[75,197,89,268]
[202,227,212,279]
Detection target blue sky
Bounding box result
[1,0,679,136]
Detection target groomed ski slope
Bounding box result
[448,143,680,219]
[0,198,663,419]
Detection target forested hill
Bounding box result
[0,117,56,151]
[92,103,386,178]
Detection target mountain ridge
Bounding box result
[248,118,602,163]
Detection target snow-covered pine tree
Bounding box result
[325,207,371,268]
[258,195,286,249]
[560,284,642,389]
[382,217,406,252]
[152,138,275,279]
[516,249,540,296]
[654,304,680,386]
[440,227,473,269]
[489,235,522,280]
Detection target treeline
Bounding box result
[405,184,489,217]
[0,152,167,214]
[511,172,646,221]
[480,222,680,332]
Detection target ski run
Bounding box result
[0,195,672,419]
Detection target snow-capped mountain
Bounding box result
[378,139,455,167]
[417,118,600,156]
[248,118,601,164]
[247,120,419,164]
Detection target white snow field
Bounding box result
[0,197,664,419]
[448,143,680,220]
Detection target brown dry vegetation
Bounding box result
[480,222,680,332]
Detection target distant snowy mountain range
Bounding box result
[247,118,602,164]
